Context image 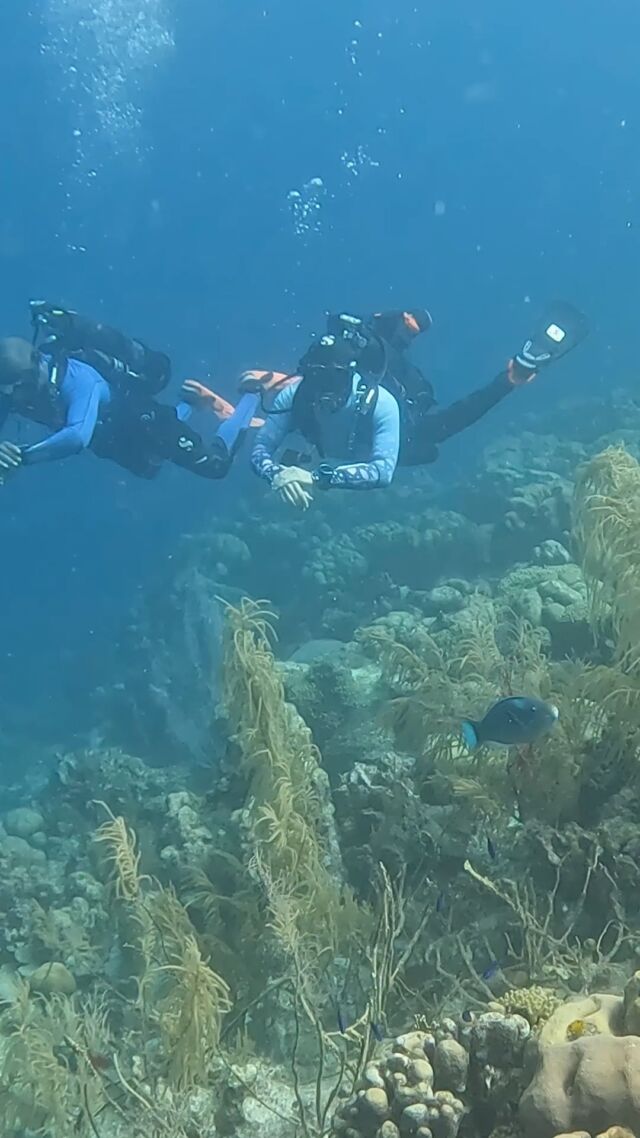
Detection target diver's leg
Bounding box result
[402,300,590,464]
[157,394,261,479]
[162,418,232,480]
[177,386,261,453]
[214,392,260,455]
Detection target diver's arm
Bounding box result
[421,371,513,447]
[251,386,296,483]
[20,362,105,465]
[0,395,11,432]
[324,392,400,490]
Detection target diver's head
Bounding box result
[0,338,43,395]
[298,337,356,413]
[372,309,433,350]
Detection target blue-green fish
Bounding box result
[462,696,558,749]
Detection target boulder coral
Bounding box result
[520,1035,640,1138]
[332,1012,530,1138]
[521,976,640,1138]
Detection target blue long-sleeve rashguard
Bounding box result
[0,354,258,477]
[251,375,400,489]
[19,357,112,465]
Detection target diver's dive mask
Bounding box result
[299,336,356,412]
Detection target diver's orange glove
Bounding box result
[181,380,234,418]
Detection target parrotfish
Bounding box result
[462,696,559,749]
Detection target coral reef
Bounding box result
[8,401,640,1135]
[332,973,640,1138]
[331,1012,529,1138]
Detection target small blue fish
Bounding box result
[336,1005,347,1034]
[481,961,501,982]
[370,1021,385,1042]
[436,890,446,914]
[462,696,559,749]
[486,836,497,860]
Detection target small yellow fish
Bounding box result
[566,1018,599,1041]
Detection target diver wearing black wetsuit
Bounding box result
[0,306,259,483]
[327,304,588,467]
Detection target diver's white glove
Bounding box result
[272,466,313,511]
[0,442,23,484]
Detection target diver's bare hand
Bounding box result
[0,442,22,472]
[272,466,313,511]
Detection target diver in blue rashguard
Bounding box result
[250,337,401,509]
[250,302,589,509]
[0,305,261,484]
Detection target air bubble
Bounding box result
[286,177,327,237]
[42,0,174,176]
[341,146,380,178]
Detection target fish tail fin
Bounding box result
[461,719,480,749]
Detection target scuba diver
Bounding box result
[0,302,261,484]
[250,301,589,509]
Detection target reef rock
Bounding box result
[539,993,625,1045]
[520,1035,640,1138]
[333,1031,464,1138]
[29,960,77,996]
[4,806,45,839]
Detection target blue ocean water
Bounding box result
[0,0,638,753]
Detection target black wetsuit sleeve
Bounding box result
[0,395,10,432]
[421,371,513,448]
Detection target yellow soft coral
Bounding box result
[222,599,352,943]
[93,803,146,901]
[574,444,640,660]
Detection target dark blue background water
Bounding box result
[0,0,638,746]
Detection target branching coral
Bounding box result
[93,800,233,1095]
[146,933,231,1090]
[462,853,628,989]
[222,598,352,945]
[94,801,146,901]
[574,445,640,660]
[362,608,590,826]
[362,591,640,832]
[493,984,561,1027]
[0,981,112,1136]
[572,446,640,791]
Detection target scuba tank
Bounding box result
[29,300,171,396]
